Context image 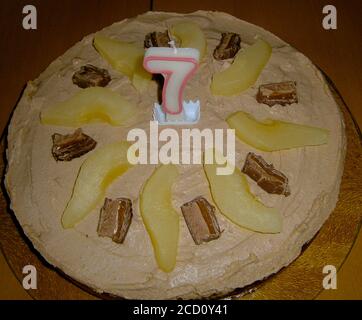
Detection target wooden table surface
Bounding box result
[0,0,361,299]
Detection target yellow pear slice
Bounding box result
[171,22,207,59]
[94,33,143,77]
[203,149,282,233]
[211,38,272,96]
[140,165,179,272]
[93,34,152,89]
[227,110,329,151]
[41,87,136,127]
[132,58,153,93]
[62,141,133,228]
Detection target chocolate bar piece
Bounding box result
[256,81,298,107]
[213,32,241,60]
[181,196,221,245]
[51,128,97,161]
[97,198,133,244]
[72,64,111,88]
[242,153,291,196]
[144,31,171,48]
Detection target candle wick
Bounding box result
[168,40,177,53]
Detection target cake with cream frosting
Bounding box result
[5,11,346,299]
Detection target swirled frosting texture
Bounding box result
[5,11,346,299]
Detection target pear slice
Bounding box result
[227,110,329,151]
[140,165,179,272]
[62,141,133,228]
[203,149,282,233]
[40,87,136,127]
[171,22,207,59]
[211,38,272,96]
[132,58,153,93]
[93,34,152,89]
[94,33,143,77]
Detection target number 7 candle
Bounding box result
[143,44,200,124]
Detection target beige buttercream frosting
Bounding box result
[5,11,346,299]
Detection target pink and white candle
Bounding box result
[144,45,200,124]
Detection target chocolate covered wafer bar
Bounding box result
[256,81,298,107]
[72,64,111,88]
[144,31,171,48]
[181,196,221,245]
[242,153,291,196]
[213,32,241,60]
[97,198,133,243]
[51,128,97,161]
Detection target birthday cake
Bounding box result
[5,11,346,299]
